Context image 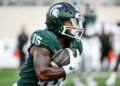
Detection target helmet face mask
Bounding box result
[61,17,84,40]
[46,2,84,40]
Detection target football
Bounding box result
[51,48,76,67]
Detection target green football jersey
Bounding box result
[17,29,83,86]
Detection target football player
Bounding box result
[105,22,120,86]
[14,2,84,86]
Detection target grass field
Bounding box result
[65,72,120,86]
[0,69,120,86]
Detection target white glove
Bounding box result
[63,48,81,74]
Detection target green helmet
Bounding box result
[46,2,84,40]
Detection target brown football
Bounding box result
[52,48,76,67]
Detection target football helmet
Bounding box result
[46,2,84,40]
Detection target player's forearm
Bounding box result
[36,67,65,81]
[33,48,66,81]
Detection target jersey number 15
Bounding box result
[32,34,42,46]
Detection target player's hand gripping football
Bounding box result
[63,48,81,74]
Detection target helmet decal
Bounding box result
[49,5,62,15]
[52,9,59,18]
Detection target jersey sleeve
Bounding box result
[70,40,83,54]
[29,30,61,54]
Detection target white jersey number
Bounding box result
[32,34,42,46]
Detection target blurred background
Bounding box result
[0,0,120,86]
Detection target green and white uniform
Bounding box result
[17,29,83,86]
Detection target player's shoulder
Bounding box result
[31,29,57,41]
[30,28,61,54]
